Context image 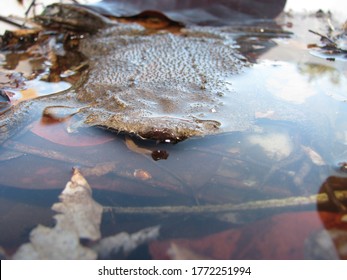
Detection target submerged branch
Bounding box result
[103,191,347,215]
[3,139,185,194]
[3,139,94,167]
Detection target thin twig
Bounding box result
[3,139,93,166]
[24,0,37,18]
[0,15,26,29]
[3,139,186,195]
[309,29,337,46]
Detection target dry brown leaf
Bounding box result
[150,212,347,260]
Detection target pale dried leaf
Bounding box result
[94,226,160,259]
[13,225,97,260]
[12,168,103,259]
[52,168,103,240]
[9,167,161,259]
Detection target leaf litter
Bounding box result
[9,168,160,260]
[4,166,346,259]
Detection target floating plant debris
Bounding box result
[0,3,314,144]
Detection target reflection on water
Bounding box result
[1,9,347,259]
[10,80,71,104]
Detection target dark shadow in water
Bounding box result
[85,0,287,25]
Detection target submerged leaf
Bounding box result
[52,168,103,241]
[30,117,114,147]
[149,212,347,259]
[93,226,160,259]
[13,224,97,260]
[167,242,210,260]
[8,167,161,259]
[12,168,103,259]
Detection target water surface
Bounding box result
[0,4,347,259]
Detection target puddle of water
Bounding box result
[11,80,71,103]
[1,5,347,259]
